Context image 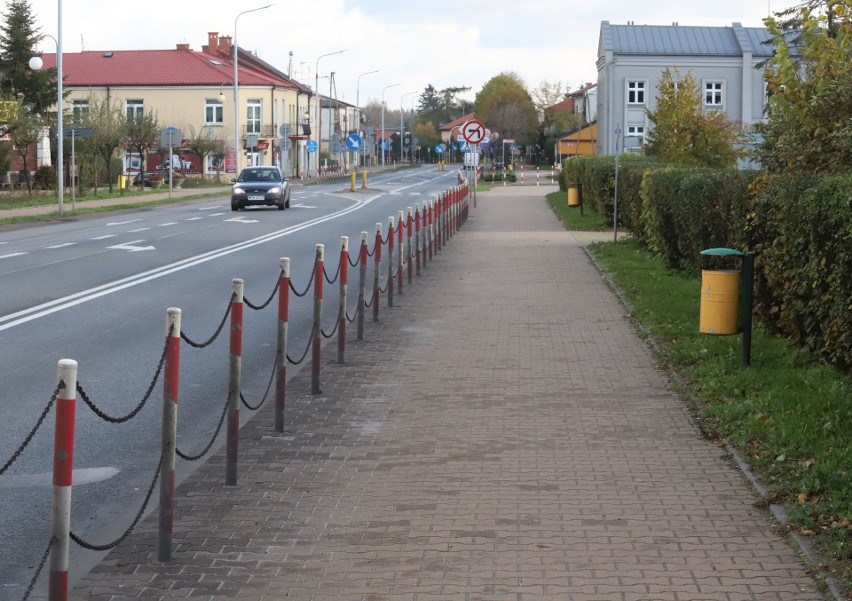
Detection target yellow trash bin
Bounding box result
[567,186,579,207]
[699,269,741,335]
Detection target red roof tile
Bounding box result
[37,48,297,89]
[439,113,476,131]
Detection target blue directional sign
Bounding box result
[307,140,318,153]
[435,144,445,155]
[380,141,389,151]
[345,134,362,151]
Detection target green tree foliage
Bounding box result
[416,84,471,127]
[475,73,538,145]
[8,103,39,192]
[187,125,224,179]
[123,110,160,175]
[645,69,745,168]
[754,3,852,174]
[0,0,57,116]
[413,121,441,151]
[79,94,125,193]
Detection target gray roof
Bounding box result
[600,21,775,57]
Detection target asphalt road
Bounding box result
[0,165,458,598]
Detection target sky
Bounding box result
[24,0,799,108]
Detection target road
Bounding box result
[0,165,457,598]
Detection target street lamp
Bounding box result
[400,91,417,165]
[233,4,274,175]
[314,50,345,176]
[356,69,379,168]
[380,83,400,168]
[29,27,62,215]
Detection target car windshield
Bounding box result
[238,169,280,183]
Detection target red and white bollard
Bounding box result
[357,232,368,339]
[387,216,394,308]
[428,199,434,261]
[373,223,382,320]
[49,358,77,601]
[226,279,243,486]
[397,210,405,295]
[521,165,525,184]
[338,236,349,363]
[158,308,181,562]
[275,258,289,433]
[312,245,324,395]
[415,204,422,276]
[536,167,540,187]
[407,207,414,285]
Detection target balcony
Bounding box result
[242,124,278,138]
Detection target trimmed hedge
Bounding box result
[560,157,852,370]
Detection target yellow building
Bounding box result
[556,121,597,159]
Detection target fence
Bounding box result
[0,179,471,601]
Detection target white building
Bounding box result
[596,21,774,154]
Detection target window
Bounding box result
[205,99,224,125]
[246,100,262,135]
[71,100,89,124]
[627,81,645,105]
[704,81,724,106]
[627,125,645,138]
[125,99,144,122]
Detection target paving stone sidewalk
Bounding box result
[71,186,825,600]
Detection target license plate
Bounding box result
[247,195,265,201]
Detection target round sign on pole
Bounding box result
[462,120,486,144]
[435,144,445,154]
[345,134,362,151]
[307,140,318,153]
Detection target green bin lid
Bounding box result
[700,247,744,257]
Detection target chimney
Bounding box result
[219,35,233,58]
[205,32,219,54]
[176,43,190,51]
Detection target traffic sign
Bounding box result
[380,141,389,151]
[462,120,486,144]
[279,124,292,137]
[435,144,445,154]
[63,127,94,139]
[160,127,182,148]
[345,133,362,151]
[307,140,318,153]
[281,137,293,151]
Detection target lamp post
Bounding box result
[380,83,399,168]
[356,69,379,168]
[29,27,62,215]
[233,5,274,176]
[400,91,417,165]
[314,50,345,177]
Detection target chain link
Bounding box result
[286,324,316,365]
[75,332,170,424]
[176,399,228,461]
[347,251,361,268]
[70,451,163,552]
[180,294,235,348]
[22,535,55,601]
[1,384,60,476]
[323,261,340,285]
[289,272,314,298]
[321,306,343,339]
[240,354,277,411]
[244,272,282,311]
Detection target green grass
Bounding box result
[587,239,852,591]
[545,190,609,231]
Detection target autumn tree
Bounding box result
[644,68,744,168]
[123,109,160,180]
[79,94,125,193]
[8,103,40,192]
[530,80,565,111]
[475,73,538,145]
[186,125,223,179]
[754,4,852,174]
[416,84,472,127]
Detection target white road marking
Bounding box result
[210,212,227,217]
[159,222,178,227]
[185,217,203,221]
[91,234,118,240]
[45,242,76,249]
[107,240,156,252]
[291,204,317,209]
[225,216,259,224]
[107,219,142,226]
[127,227,150,233]
[0,252,26,259]
[197,206,221,211]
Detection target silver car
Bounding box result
[231,166,291,211]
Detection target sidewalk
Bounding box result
[71,186,826,600]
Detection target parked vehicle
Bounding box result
[230,166,290,211]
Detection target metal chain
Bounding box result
[323,261,340,285]
[289,272,314,298]
[366,244,376,258]
[22,536,55,601]
[321,306,343,339]
[240,354,277,411]
[286,324,316,365]
[180,294,235,348]
[379,281,389,294]
[1,383,60,476]
[346,307,358,323]
[347,252,360,268]
[75,332,170,424]
[70,451,163,552]
[244,272,282,311]
[176,399,228,461]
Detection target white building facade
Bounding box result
[596,21,774,154]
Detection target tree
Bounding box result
[8,103,39,193]
[475,74,539,146]
[530,80,565,111]
[79,94,125,193]
[186,125,222,179]
[0,0,57,116]
[415,84,471,128]
[644,68,745,168]
[754,4,852,174]
[123,110,160,182]
[413,121,441,151]
[773,0,843,39]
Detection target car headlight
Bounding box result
[233,186,244,194]
[268,187,281,194]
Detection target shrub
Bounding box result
[33,165,56,190]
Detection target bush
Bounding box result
[33,165,56,190]
[481,171,516,183]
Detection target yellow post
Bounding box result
[361,169,368,189]
[699,270,741,335]
[350,171,356,192]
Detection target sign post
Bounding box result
[63,127,94,210]
[462,120,486,209]
[160,127,182,197]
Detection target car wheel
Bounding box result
[231,200,239,211]
[277,199,285,210]
[285,191,291,208]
